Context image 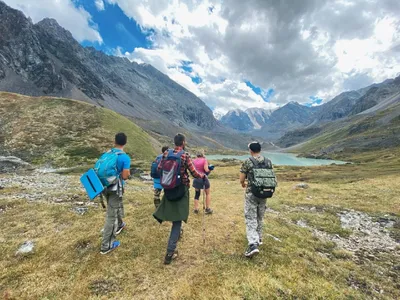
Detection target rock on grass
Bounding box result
[16,241,34,255]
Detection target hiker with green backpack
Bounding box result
[153,133,206,264]
[95,133,131,255]
[240,142,277,258]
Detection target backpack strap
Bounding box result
[167,149,175,158]
[155,154,163,163]
[249,156,259,167]
[264,158,272,169]
[250,156,271,169]
[111,148,125,155]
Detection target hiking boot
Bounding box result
[245,244,259,258]
[100,240,120,255]
[205,208,213,215]
[164,251,178,265]
[116,222,126,235]
[193,209,199,214]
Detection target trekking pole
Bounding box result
[202,179,206,245]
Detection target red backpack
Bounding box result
[160,150,185,200]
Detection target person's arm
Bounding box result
[204,159,210,173]
[187,154,205,178]
[121,155,131,180]
[239,160,249,188]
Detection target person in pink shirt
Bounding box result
[192,150,213,214]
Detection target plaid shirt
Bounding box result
[159,146,204,187]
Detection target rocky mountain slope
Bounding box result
[220,108,272,131]
[278,75,400,150]
[0,92,157,167]
[221,102,319,140]
[0,1,217,135]
[280,97,400,159]
[221,76,400,143]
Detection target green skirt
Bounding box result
[153,186,190,223]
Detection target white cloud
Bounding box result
[95,0,105,11]
[108,1,400,112]
[4,0,102,43]
[335,17,400,82]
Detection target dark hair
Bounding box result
[174,133,185,146]
[115,132,127,146]
[248,141,261,153]
[161,146,169,153]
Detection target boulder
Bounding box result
[139,174,152,181]
[16,240,35,255]
[0,156,31,173]
[294,183,309,190]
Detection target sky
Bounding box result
[4,0,400,116]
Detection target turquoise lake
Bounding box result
[206,152,347,166]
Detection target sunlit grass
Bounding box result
[1,160,399,299]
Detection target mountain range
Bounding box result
[0,1,259,150]
[220,77,400,142]
[0,0,399,156]
[0,1,217,130]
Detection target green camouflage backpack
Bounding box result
[249,157,277,199]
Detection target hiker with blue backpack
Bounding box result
[151,146,169,209]
[153,133,206,264]
[96,133,131,254]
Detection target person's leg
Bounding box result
[194,189,200,211]
[154,188,162,209]
[101,192,120,251]
[116,195,126,234]
[204,178,212,214]
[167,221,182,254]
[256,198,267,243]
[117,195,124,227]
[244,193,259,245]
[205,188,211,209]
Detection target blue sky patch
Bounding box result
[179,61,202,83]
[76,0,151,53]
[245,81,274,102]
[180,61,193,73]
[305,96,323,107]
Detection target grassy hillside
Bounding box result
[291,103,400,161]
[0,92,157,166]
[1,159,399,299]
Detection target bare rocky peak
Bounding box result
[35,18,76,44]
[0,1,32,44]
[0,1,217,131]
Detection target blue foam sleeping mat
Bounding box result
[80,168,105,200]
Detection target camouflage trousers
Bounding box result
[244,192,267,245]
[154,188,162,208]
[101,191,124,251]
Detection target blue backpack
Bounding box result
[94,149,124,187]
[150,154,163,179]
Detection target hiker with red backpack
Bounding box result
[153,133,206,264]
[96,133,131,254]
[151,146,169,209]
